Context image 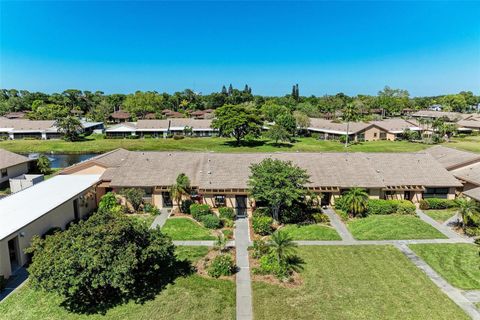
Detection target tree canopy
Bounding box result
[26,206,190,314]
[248,158,310,222]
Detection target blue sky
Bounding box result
[1,1,479,96]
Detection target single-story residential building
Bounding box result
[0,119,104,140]
[109,110,131,123]
[410,110,471,122]
[307,118,421,141]
[0,149,32,188]
[456,119,480,132]
[424,145,480,201]
[0,174,100,279]
[105,119,218,138]
[62,149,462,213]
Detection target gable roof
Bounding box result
[61,148,131,174]
[69,150,461,190]
[0,149,31,170]
[307,118,372,134]
[457,119,480,129]
[464,187,480,202]
[424,145,480,170]
[0,119,56,132]
[370,119,421,133]
[452,163,480,186]
[411,110,471,121]
[0,175,100,241]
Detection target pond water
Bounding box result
[24,153,99,168]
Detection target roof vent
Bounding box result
[168,153,172,156]
[207,171,211,174]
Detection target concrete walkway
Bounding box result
[395,243,480,320]
[150,208,171,229]
[463,290,480,303]
[444,212,460,226]
[235,217,253,320]
[417,209,472,241]
[173,240,235,247]
[0,267,28,302]
[323,207,355,243]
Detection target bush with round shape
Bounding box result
[312,213,330,224]
[257,251,288,278]
[201,214,222,229]
[190,204,211,221]
[207,254,236,278]
[219,207,235,220]
[252,216,273,235]
[180,199,194,214]
[253,207,271,217]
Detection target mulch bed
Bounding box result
[195,247,237,282]
[248,251,303,288]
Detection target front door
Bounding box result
[321,193,332,206]
[73,199,80,221]
[162,192,173,208]
[235,195,248,217]
[404,191,411,201]
[8,237,20,272]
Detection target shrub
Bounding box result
[180,199,194,214]
[221,218,234,228]
[366,199,416,215]
[423,198,457,210]
[252,239,270,259]
[126,135,140,139]
[219,207,235,220]
[42,227,62,239]
[253,207,271,217]
[334,196,347,211]
[312,213,329,224]
[252,216,273,235]
[144,203,160,216]
[207,254,236,278]
[395,200,416,215]
[257,251,288,278]
[173,135,185,140]
[120,188,145,211]
[190,204,211,221]
[201,214,222,229]
[419,200,430,210]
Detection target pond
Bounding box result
[25,153,99,168]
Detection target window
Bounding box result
[380,132,387,140]
[357,133,365,142]
[214,195,226,207]
[373,132,377,138]
[423,188,449,199]
[1,168,7,178]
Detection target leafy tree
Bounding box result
[260,103,289,122]
[293,111,310,133]
[455,197,479,232]
[25,209,186,314]
[169,173,191,212]
[122,91,164,119]
[98,192,124,213]
[120,188,145,211]
[30,101,69,120]
[36,155,51,175]
[342,101,361,147]
[342,187,369,218]
[276,112,297,136]
[265,124,291,144]
[56,116,83,141]
[211,104,263,145]
[248,158,310,222]
[88,99,114,122]
[402,128,420,142]
[440,94,467,112]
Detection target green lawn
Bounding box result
[0,135,432,154]
[446,135,480,153]
[253,246,468,320]
[128,213,155,226]
[409,243,480,290]
[162,217,216,240]
[0,246,235,320]
[347,215,446,240]
[424,209,458,223]
[280,224,341,240]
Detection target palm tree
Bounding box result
[342,101,361,147]
[269,230,298,266]
[170,173,191,212]
[455,197,479,231]
[343,187,369,218]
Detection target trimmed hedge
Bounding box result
[252,216,273,235]
[190,204,211,221]
[219,207,235,220]
[201,214,222,229]
[367,199,416,215]
[419,198,457,210]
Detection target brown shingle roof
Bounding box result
[0,119,55,131]
[370,119,421,133]
[0,149,30,169]
[424,146,480,170]
[89,151,461,189]
[137,119,213,130]
[110,110,131,120]
[308,118,372,134]
[411,110,471,121]
[464,187,480,201]
[452,163,480,186]
[457,120,480,129]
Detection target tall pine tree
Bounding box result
[221,85,228,95]
[228,84,233,96]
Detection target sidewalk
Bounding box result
[235,217,253,320]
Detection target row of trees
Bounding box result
[1,87,478,122]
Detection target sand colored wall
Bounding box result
[0,162,29,185]
[0,187,97,279]
[362,127,387,141]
